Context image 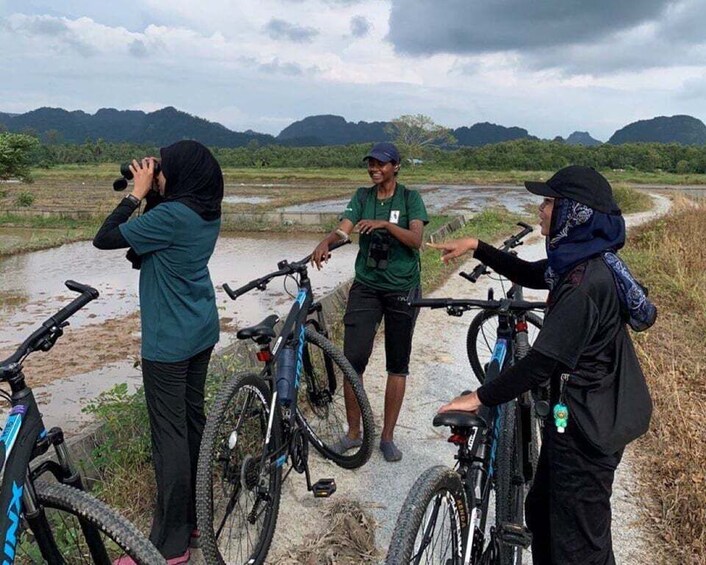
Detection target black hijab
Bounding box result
[160,140,223,221]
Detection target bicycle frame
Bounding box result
[0,280,114,564]
[225,244,348,494]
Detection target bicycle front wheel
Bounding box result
[16,481,164,564]
[297,326,374,469]
[386,466,468,565]
[196,372,282,565]
[466,311,543,383]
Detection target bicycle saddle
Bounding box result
[433,410,487,430]
[237,314,279,343]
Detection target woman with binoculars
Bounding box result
[93,140,223,564]
[312,142,428,462]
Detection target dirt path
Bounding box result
[267,194,670,564]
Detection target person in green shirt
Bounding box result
[93,140,223,565]
[312,142,428,462]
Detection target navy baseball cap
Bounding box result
[525,165,621,215]
[364,142,400,164]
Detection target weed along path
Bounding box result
[265,193,670,564]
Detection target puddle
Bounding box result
[223,195,273,205]
[0,232,357,351]
[280,185,542,215]
[30,361,144,436]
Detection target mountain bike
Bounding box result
[196,239,374,565]
[0,280,165,564]
[460,222,543,382]
[386,291,546,565]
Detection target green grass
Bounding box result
[0,214,101,257]
[31,164,706,186]
[421,208,525,292]
[613,184,654,214]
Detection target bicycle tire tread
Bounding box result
[196,372,281,565]
[386,466,467,564]
[33,481,166,565]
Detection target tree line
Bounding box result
[3,131,706,182]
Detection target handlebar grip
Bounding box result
[460,263,487,283]
[65,280,99,299]
[223,278,265,301]
[297,237,351,266]
[50,282,99,327]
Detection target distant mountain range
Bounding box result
[608,115,706,145]
[0,107,275,147]
[1,107,704,148]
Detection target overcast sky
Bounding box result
[2,0,705,141]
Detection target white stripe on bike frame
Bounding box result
[464,507,481,565]
[265,392,277,447]
[0,411,24,476]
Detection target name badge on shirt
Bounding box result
[390,210,400,224]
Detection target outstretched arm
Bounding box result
[429,238,548,289]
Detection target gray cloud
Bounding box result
[388,0,670,54]
[387,0,706,75]
[259,58,305,75]
[264,18,319,42]
[128,39,148,58]
[350,15,370,38]
[6,15,96,57]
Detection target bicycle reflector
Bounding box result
[515,320,528,332]
[257,350,272,362]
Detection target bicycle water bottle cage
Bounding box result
[236,314,279,344]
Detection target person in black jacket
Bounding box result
[429,166,655,565]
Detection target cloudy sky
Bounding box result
[2,0,705,141]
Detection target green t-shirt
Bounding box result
[119,202,221,362]
[341,183,428,291]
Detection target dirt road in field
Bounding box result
[265,194,670,564]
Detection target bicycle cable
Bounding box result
[283,274,299,300]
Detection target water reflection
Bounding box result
[0,232,356,350]
[282,184,541,214]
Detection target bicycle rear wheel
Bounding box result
[386,466,467,565]
[494,401,525,565]
[466,311,543,383]
[196,372,282,565]
[297,326,374,469]
[16,481,164,564]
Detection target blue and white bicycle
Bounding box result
[196,240,374,565]
[0,280,164,564]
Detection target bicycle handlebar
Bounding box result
[460,222,534,283]
[223,239,351,301]
[0,280,99,375]
[409,295,545,316]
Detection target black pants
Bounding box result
[141,346,213,559]
[343,281,420,376]
[525,423,623,565]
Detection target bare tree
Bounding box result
[386,114,456,164]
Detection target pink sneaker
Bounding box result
[112,556,137,565]
[166,548,190,565]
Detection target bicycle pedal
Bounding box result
[311,478,336,498]
[498,523,532,548]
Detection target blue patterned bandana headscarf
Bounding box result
[546,198,657,331]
